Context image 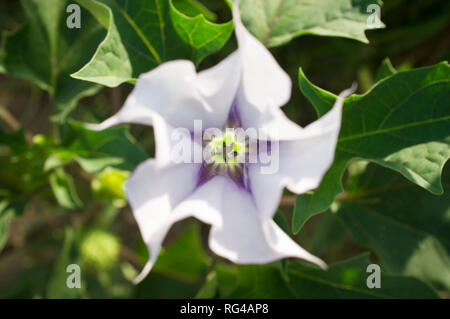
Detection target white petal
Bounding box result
[232,1,291,112]
[278,129,340,194]
[171,176,228,228]
[246,102,341,200]
[89,110,179,164]
[275,88,354,194]
[248,87,355,217]
[248,164,284,218]
[197,51,241,123]
[88,59,240,132]
[197,176,326,268]
[239,81,355,141]
[242,103,305,140]
[124,159,201,283]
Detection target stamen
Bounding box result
[198,101,253,190]
[206,131,247,166]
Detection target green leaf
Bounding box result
[195,271,218,298]
[287,254,439,298]
[153,223,211,283]
[339,63,449,195]
[239,0,385,48]
[51,120,147,173]
[229,254,439,298]
[375,57,397,82]
[292,158,348,232]
[337,164,450,291]
[135,272,201,298]
[293,62,450,233]
[169,0,233,65]
[274,210,289,233]
[215,264,238,297]
[46,228,84,298]
[298,68,337,117]
[0,199,26,253]
[274,210,289,276]
[73,0,229,87]
[49,168,83,209]
[135,223,211,298]
[71,0,132,87]
[172,0,217,21]
[229,263,295,298]
[0,0,106,121]
[0,128,28,154]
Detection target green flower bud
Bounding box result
[79,229,120,272]
[32,134,48,146]
[91,167,130,207]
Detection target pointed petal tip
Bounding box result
[300,253,328,271]
[316,258,328,271]
[132,260,155,285]
[291,243,328,271]
[339,82,358,99]
[83,116,118,131]
[83,123,104,131]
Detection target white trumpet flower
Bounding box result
[89,1,352,283]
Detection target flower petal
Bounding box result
[248,86,356,217]
[124,159,201,283]
[172,175,324,267]
[247,104,341,209]
[248,164,284,218]
[241,103,305,140]
[278,87,356,194]
[232,1,291,113]
[273,89,356,195]
[197,51,241,124]
[206,176,326,268]
[171,176,227,228]
[88,58,241,132]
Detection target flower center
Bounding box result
[198,128,250,189]
[207,132,247,165]
[196,101,274,190]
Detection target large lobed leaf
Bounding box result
[169,0,233,64]
[72,0,233,87]
[0,0,106,121]
[229,254,439,298]
[337,164,450,291]
[239,0,385,47]
[293,62,450,233]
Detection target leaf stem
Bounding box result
[0,104,33,143]
[0,104,20,131]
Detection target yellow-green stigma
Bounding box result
[208,132,246,166]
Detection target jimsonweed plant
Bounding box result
[0,0,448,299]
